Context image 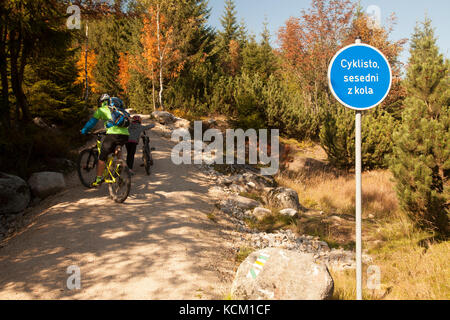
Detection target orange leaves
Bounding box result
[124,5,184,82]
[117,4,186,108]
[75,47,98,93]
[118,52,131,93]
[141,12,159,74]
[278,0,355,82]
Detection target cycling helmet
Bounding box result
[110,97,124,109]
[98,93,110,107]
[132,115,142,124]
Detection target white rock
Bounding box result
[279,208,298,217]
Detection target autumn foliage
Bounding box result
[75,47,99,94]
[117,5,184,109]
[278,0,355,113]
[118,52,131,93]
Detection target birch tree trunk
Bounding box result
[156,3,164,110]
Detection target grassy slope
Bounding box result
[276,140,449,300]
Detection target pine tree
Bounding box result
[237,18,248,47]
[219,0,238,46]
[389,18,449,234]
[91,17,128,96]
[319,107,397,170]
[214,0,240,77]
[259,19,277,79]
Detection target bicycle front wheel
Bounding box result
[108,160,131,203]
[77,148,98,188]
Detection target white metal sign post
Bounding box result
[328,38,392,300]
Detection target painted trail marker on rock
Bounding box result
[328,38,392,300]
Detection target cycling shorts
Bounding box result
[99,134,129,161]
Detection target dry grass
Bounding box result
[278,169,398,219]
[331,214,450,300]
[275,150,449,300]
[244,209,297,233]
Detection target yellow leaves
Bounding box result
[75,47,98,93]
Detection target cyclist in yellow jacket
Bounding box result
[81,94,130,187]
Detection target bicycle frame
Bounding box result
[94,136,123,185]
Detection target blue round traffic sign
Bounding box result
[328,43,392,110]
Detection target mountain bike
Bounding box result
[77,131,131,203]
[141,129,155,176]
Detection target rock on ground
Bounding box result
[28,172,66,199]
[279,208,298,218]
[208,186,229,199]
[233,196,261,211]
[252,207,272,219]
[152,111,175,125]
[173,118,191,129]
[231,248,334,300]
[0,173,30,215]
[33,117,50,129]
[265,187,303,211]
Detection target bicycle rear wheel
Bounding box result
[108,160,131,203]
[77,148,98,188]
[143,147,151,176]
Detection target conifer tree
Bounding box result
[219,0,238,46]
[389,18,449,234]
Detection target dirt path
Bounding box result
[0,123,236,299]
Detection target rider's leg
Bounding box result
[126,142,137,169]
[93,134,129,187]
[93,135,116,187]
[97,160,106,177]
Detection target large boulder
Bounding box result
[231,248,334,300]
[152,111,176,125]
[265,187,303,211]
[28,172,66,199]
[0,173,31,215]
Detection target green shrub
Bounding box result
[319,108,396,170]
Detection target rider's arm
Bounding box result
[81,117,99,135]
[143,123,156,130]
[81,107,111,135]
